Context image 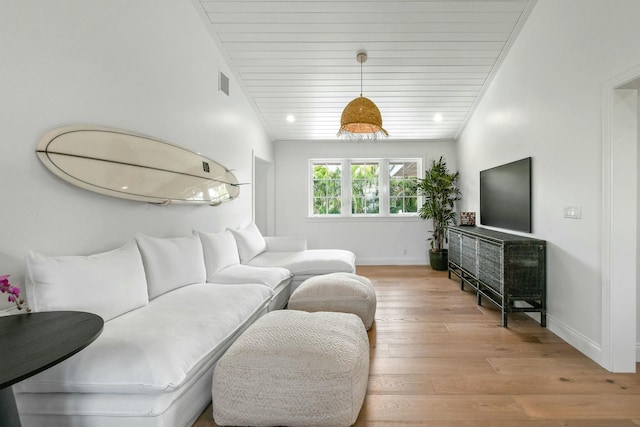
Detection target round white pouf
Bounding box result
[288,272,377,330]
[212,310,369,427]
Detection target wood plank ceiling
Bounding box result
[195,0,534,142]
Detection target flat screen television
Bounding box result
[480,157,531,233]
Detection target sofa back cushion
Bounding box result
[229,223,266,263]
[25,241,149,321]
[197,230,241,278]
[136,233,206,299]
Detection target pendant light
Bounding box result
[338,51,388,141]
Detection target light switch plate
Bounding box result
[563,205,581,219]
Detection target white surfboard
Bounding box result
[36,125,240,205]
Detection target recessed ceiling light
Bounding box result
[433,113,444,122]
[286,114,295,123]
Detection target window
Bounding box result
[310,158,421,217]
[312,161,342,215]
[351,161,379,214]
[389,161,418,214]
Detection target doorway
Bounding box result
[603,68,640,372]
[252,154,274,235]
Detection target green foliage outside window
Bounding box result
[351,162,379,214]
[313,163,341,214]
[311,159,420,216]
[389,161,418,214]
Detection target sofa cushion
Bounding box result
[229,223,266,263]
[246,249,356,276]
[198,230,241,278]
[15,283,272,395]
[263,236,307,252]
[208,264,292,292]
[25,241,148,321]
[136,233,206,299]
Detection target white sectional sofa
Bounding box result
[13,224,356,427]
[229,224,357,294]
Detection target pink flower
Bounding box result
[0,274,30,312]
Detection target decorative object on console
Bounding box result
[338,51,388,141]
[460,211,476,226]
[416,156,461,271]
[36,125,241,206]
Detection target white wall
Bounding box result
[274,140,456,264]
[456,0,640,366]
[0,1,272,309]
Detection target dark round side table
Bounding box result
[0,311,104,427]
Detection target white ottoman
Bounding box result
[288,272,377,330]
[212,310,369,427]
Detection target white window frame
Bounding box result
[309,158,422,218]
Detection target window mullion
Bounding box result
[309,160,315,216]
[342,159,350,216]
[380,159,389,215]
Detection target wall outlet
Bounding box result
[563,205,582,219]
[402,248,407,255]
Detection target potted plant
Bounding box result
[416,156,461,271]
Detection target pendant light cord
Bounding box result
[360,59,363,97]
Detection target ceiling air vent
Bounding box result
[219,71,230,96]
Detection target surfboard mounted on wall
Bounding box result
[36,125,241,206]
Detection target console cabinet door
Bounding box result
[504,244,546,298]
[461,235,478,276]
[449,230,462,266]
[478,239,503,293]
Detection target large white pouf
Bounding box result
[212,310,369,427]
[288,272,377,330]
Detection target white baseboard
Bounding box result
[547,315,640,367]
[356,257,427,266]
[546,313,604,367]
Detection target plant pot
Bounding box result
[429,249,449,271]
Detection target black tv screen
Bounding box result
[480,157,531,233]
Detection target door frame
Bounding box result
[601,65,640,372]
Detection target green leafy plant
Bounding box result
[417,156,461,252]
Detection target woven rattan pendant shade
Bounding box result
[339,96,388,137]
[338,52,387,141]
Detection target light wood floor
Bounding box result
[194,265,640,427]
